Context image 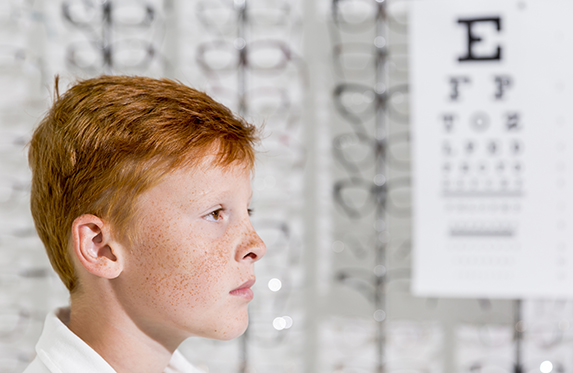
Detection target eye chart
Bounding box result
[410,0,573,298]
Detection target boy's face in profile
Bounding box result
[112,157,266,343]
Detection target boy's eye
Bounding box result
[206,209,223,221]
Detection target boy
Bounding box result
[24,75,266,373]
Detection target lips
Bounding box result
[230,278,256,300]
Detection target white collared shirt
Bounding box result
[23,307,203,373]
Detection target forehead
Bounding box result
[186,155,253,182]
[158,157,252,196]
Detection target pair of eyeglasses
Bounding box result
[333,176,410,219]
[196,0,294,37]
[66,38,156,73]
[335,265,440,315]
[331,0,407,35]
[334,266,410,303]
[205,84,300,131]
[333,130,410,174]
[62,0,155,29]
[62,0,161,74]
[332,231,379,259]
[332,42,409,81]
[332,41,386,79]
[196,39,303,76]
[331,0,386,33]
[333,82,409,128]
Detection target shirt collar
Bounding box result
[35,307,200,373]
[35,307,116,373]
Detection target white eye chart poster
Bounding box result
[410,0,573,298]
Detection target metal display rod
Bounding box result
[101,0,112,74]
[514,299,523,373]
[374,0,388,372]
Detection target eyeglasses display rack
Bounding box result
[3,1,573,372]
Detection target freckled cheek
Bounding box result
[133,240,232,307]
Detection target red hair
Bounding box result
[28,75,259,293]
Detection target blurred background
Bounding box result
[1,0,572,372]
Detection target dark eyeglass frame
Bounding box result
[196,0,293,36]
[334,266,411,304]
[330,0,407,35]
[196,38,299,75]
[333,176,411,219]
[66,38,156,73]
[205,84,296,125]
[332,41,386,79]
[333,82,409,127]
[331,0,386,33]
[333,130,410,174]
[332,42,409,80]
[62,0,155,29]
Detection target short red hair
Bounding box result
[29,75,259,293]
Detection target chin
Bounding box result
[214,315,250,341]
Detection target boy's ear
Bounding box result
[71,214,123,280]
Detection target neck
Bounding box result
[67,286,175,373]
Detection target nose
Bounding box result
[235,220,266,263]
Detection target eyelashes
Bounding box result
[204,208,224,222]
[204,207,253,222]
